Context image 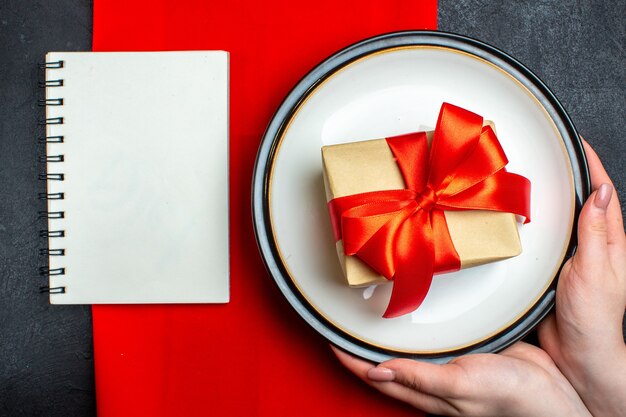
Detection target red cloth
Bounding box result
[92,1,437,416]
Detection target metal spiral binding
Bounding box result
[39,60,64,69]
[39,230,65,238]
[38,211,64,219]
[38,79,63,87]
[38,155,64,163]
[39,248,65,256]
[38,117,64,126]
[39,267,65,276]
[38,192,64,200]
[38,98,64,106]
[38,135,64,144]
[39,286,66,294]
[38,173,64,181]
[38,59,66,296]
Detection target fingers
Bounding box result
[582,140,626,252]
[373,358,463,415]
[573,184,612,274]
[537,313,560,359]
[380,358,462,399]
[582,140,618,192]
[582,140,613,189]
[330,346,459,415]
[331,344,459,397]
[369,375,458,415]
[330,345,375,382]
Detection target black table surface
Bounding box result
[1,0,624,416]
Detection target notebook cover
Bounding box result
[44,51,229,304]
[91,1,436,416]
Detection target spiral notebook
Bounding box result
[40,51,229,304]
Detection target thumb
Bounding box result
[370,358,460,398]
[367,359,463,415]
[574,183,613,271]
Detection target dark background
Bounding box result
[0,0,623,415]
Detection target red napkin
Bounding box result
[92,1,437,416]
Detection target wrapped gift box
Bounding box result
[322,124,522,288]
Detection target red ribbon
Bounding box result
[328,103,531,318]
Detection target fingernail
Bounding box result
[367,366,395,382]
[594,183,613,210]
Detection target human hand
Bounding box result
[538,140,626,416]
[332,342,591,417]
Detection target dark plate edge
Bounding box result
[251,30,591,363]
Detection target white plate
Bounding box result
[253,32,588,362]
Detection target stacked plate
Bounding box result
[252,31,589,363]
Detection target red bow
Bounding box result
[328,103,531,318]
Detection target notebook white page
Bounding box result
[44,51,229,304]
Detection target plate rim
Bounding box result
[252,30,590,363]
